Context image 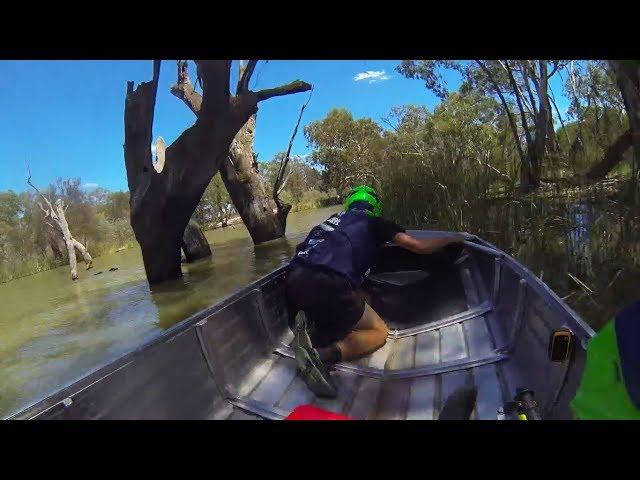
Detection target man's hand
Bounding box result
[392,232,463,255]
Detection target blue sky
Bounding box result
[0,60,570,193]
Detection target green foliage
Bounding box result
[377,93,508,230]
[395,60,462,99]
[0,180,136,283]
[193,173,235,228]
[564,61,623,120]
[304,108,385,194]
[279,189,340,213]
[556,107,630,174]
[261,152,325,204]
[98,191,130,221]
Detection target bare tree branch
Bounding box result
[170,60,201,115]
[519,63,539,115]
[549,86,570,145]
[256,81,312,102]
[197,60,232,119]
[277,166,295,196]
[547,60,562,79]
[236,60,258,95]
[273,89,313,202]
[27,165,54,210]
[380,115,399,132]
[500,61,534,114]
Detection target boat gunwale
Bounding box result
[7,265,290,420]
[456,232,596,343]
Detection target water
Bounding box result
[0,206,340,418]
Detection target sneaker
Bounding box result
[292,311,337,397]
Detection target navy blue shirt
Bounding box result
[615,300,640,408]
[291,209,405,286]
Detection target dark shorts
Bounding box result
[285,264,365,348]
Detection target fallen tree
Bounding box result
[27,171,93,280]
[582,129,633,182]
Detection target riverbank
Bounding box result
[0,240,139,284]
[0,197,341,284]
[201,193,341,231]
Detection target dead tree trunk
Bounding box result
[27,173,93,280]
[181,219,212,262]
[47,230,64,261]
[272,91,312,230]
[220,114,286,244]
[126,60,311,284]
[72,238,93,266]
[170,61,309,245]
[55,199,80,280]
[583,129,633,181]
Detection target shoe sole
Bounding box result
[294,312,314,350]
[294,345,337,398]
[293,312,337,390]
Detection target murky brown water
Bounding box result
[0,206,340,418]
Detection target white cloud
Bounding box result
[353,70,391,83]
[151,143,157,157]
[83,182,99,189]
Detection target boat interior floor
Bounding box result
[214,252,517,420]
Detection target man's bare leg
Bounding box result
[336,303,389,361]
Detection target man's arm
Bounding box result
[392,232,463,255]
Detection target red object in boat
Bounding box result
[285,404,352,420]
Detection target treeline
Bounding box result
[303,60,634,231]
[0,156,334,282]
[193,154,337,229]
[261,153,339,212]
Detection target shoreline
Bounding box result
[0,204,338,284]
